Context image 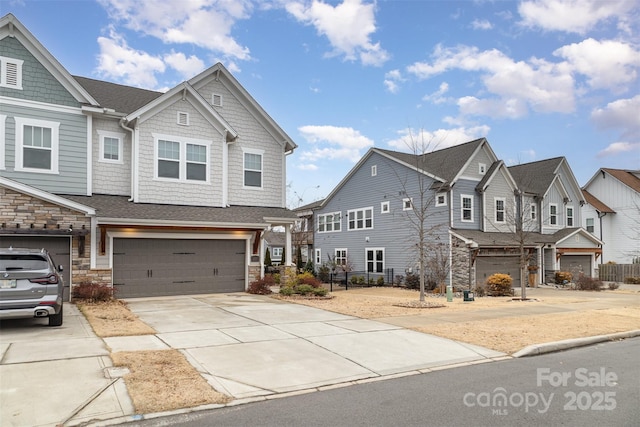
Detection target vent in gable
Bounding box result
[177,112,189,126]
[212,93,223,107]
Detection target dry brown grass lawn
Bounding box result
[286,286,640,354]
[111,350,230,414]
[76,301,230,414]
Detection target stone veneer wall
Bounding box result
[450,236,473,290]
[1,188,113,293]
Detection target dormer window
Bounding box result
[0,56,23,89]
[212,93,223,107]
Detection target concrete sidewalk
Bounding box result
[0,293,504,427]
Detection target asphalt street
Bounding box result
[120,337,640,427]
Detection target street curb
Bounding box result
[512,329,640,358]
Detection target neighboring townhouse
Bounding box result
[0,14,297,299]
[581,168,640,264]
[312,138,601,290]
[292,198,323,265]
[263,230,285,265]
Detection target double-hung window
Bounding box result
[530,203,537,220]
[566,206,574,227]
[549,204,558,226]
[348,207,373,230]
[0,56,23,89]
[318,212,341,233]
[15,117,59,174]
[461,195,473,222]
[586,218,594,233]
[335,249,347,267]
[495,198,505,223]
[366,248,384,273]
[154,134,210,182]
[243,150,263,188]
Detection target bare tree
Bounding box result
[387,130,450,302]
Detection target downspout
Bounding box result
[598,211,607,262]
[119,118,135,202]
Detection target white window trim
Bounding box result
[403,197,413,211]
[347,207,374,230]
[461,194,473,222]
[365,247,385,273]
[315,248,322,265]
[335,248,348,267]
[530,203,537,220]
[586,218,595,233]
[371,165,377,176]
[177,111,189,126]
[549,203,558,226]
[272,247,283,258]
[317,211,341,233]
[14,117,60,174]
[242,148,264,189]
[566,205,574,227]
[436,192,447,207]
[97,130,124,164]
[495,197,506,223]
[0,114,5,170]
[479,163,486,175]
[381,201,390,213]
[153,133,211,183]
[212,93,223,107]
[0,56,23,89]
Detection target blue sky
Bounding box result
[6,0,639,207]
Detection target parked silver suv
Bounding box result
[0,247,64,326]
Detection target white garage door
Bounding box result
[112,238,246,298]
[0,235,72,301]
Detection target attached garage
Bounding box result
[560,255,592,278]
[112,238,246,298]
[476,256,522,288]
[0,235,72,300]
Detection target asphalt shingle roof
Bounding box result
[73,76,163,114]
[602,168,640,193]
[63,194,297,225]
[508,157,564,196]
[582,190,615,213]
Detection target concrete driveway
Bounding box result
[0,293,504,426]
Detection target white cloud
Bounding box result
[591,95,640,140]
[554,38,640,91]
[386,126,490,152]
[285,0,389,66]
[164,51,206,79]
[384,69,404,93]
[407,44,575,118]
[297,125,374,162]
[471,19,493,30]
[597,142,640,157]
[99,0,252,60]
[423,82,449,104]
[96,28,166,88]
[518,0,637,35]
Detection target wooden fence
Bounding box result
[598,264,640,282]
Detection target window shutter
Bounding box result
[5,62,18,86]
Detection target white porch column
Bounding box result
[285,224,292,266]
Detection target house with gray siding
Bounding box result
[313,138,601,290]
[0,13,297,300]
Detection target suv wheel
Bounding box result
[48,304,63,327]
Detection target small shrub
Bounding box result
[473,283,486,297]
[486,273,513,296]
[349,275,365,286]
[405,273,420,290]
[555,271,572,284]
[273,273,281,284]
[574,274,603,291]
[394,275,404,286]
[624,277,640,284]
[608,282,620,290]
[313,287,328,297]
[247,275,274,295]
[317,265,330,283]
[376,276,385,286]
[72,282,114,302]
[294,284,315,295]
[279,286,293,296]
[297,272,322,288]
